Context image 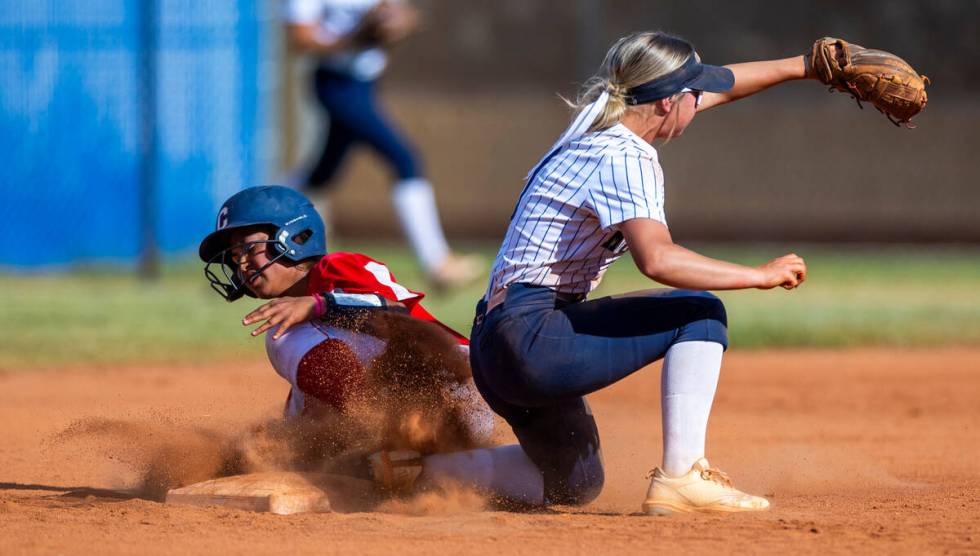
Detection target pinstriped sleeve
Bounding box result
[588,150,666,230]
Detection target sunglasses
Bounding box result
[680,87,704,108]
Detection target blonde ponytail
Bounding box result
[568,32,695,132]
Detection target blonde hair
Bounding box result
[569,31,696,133]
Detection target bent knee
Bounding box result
[696,291,727,327]
[544,456,605,506]
[674,290,727,328]
[383,145,421,180]
[669,291,729,348]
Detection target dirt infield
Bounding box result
[1,349,978,554]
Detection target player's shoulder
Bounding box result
[317,251,381,276]
[314,252,424,300]
[323,251,376,264]
[576,124,658,162]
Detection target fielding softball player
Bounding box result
[284,0,481,288]
[462,33,926,514]
[466,31,820,515]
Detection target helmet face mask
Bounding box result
[204,236,290,302]
[199,186,327,302]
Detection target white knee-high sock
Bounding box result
[391,178,450,273]
[661,340,723,477]
[417,444,544,505]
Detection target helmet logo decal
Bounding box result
[217,206,230,230]
[284,214,307,226]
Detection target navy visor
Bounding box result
[626,55,734,105]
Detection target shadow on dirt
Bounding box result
[0,482,145,501]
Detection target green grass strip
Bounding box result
[2,243,978,369]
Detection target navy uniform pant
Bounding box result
[469,283,728,505]
[305,67,421,188]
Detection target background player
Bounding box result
[284,0,480,289]
[469,31,814,515]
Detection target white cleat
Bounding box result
[642,457,770,515]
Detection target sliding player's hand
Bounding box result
[243,296,319,340]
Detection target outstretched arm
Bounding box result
[244,293,407,340]
[698,55,812,112]
[619,218,806,291]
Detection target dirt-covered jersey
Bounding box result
[266,252,482,424]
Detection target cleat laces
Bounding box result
[699,467,733,487]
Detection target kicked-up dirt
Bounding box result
[0,349,978,554]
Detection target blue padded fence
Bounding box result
[0,0,273,268]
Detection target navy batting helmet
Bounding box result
[199,185,327,301]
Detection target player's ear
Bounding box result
[654,97,673,115]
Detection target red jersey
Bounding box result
[305,252,468,345]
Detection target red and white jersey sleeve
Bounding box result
[307,252,468,344]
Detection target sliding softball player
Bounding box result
[200,186,543,503]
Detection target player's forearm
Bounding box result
[636,243,763,291]
[700,56,808,110]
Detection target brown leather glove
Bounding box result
[350,8,386,47]
[809,37,930,128]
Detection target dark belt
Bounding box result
[475,284,586,326]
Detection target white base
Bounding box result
[165,472,375,515]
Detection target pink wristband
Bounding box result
[312,294,325,318]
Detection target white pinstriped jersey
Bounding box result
[484,123,667,307]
